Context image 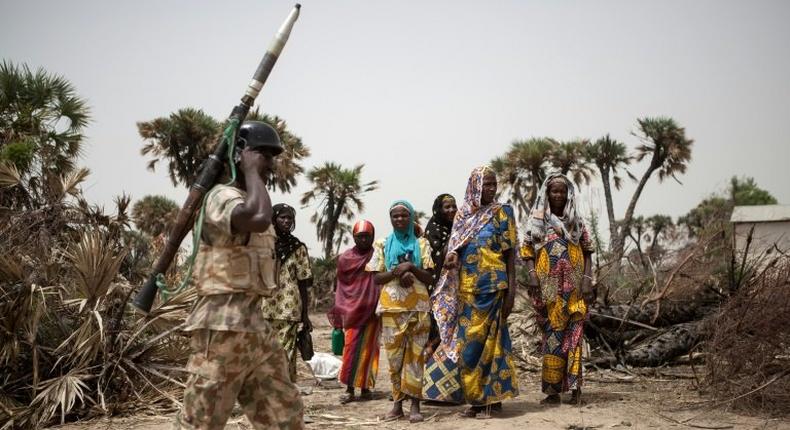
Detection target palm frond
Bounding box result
[66,230,127,303]
[61,167,90,197]
[0,162,21,188]
[29,372,91,426]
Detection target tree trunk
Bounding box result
[323,196,337,259]
[613,159,658,263]
[589,300,718,330]
[599,166,618,251]
[324,196,346,259]
[623,321,705,367]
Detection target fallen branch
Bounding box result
[589,311,659,331]
[657,413,733,429]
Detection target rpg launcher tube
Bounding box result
[131,4,302,314]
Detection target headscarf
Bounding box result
[331,220,378,328]
[424,194,455,272]
[383,200,422,271]
[272,203,304,263]
[524,173,583,252]
[432,166,503,362]
[352,220,375,236]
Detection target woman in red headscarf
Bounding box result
[333,220,381,404]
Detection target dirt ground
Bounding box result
[52,313,790,430]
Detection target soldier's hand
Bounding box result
[239,147,270,175]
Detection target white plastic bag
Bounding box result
[307,352,343,380]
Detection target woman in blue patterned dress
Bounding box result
[423,166,519,417]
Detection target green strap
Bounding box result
[157,118,240,301]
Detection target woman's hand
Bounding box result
[399,272,416,288]
[392,262,414,277]
[502,292,515,320]
[301,312,313,332]
[581,275,595,305]
[444,252,459,270]
[526,270,540,296]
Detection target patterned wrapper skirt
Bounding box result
[423,290,518,405]
[381,311,429,401]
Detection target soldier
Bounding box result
[175,121,304,429]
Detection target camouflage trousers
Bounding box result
[174,328,304,430]
[267,319,300,383]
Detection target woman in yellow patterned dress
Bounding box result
[366,200,434,423]
[520,173,595,405]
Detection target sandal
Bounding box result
[359,390,374,401]
[339,393,355,404]
[458,406,481,418]
[409,412,424,423]
[540,394,561,405]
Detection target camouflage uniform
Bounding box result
[175,184,304,430]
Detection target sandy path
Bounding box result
[52,313,790,430]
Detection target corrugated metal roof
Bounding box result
[731,205,790,223]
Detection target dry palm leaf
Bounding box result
[0,162,20,189]
[66,230,127,304]
[29,372,91,426]
[60,167,90,198]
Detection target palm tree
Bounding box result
[0,61,90,209]
[333,221,352,255]
[246,110,310,193]
[550,139,595,186]
[491,137,555,220]
[137,107,309,192]
[645,214,673,256]
[300,162,378,259]
[586,135,633,250]
[612,117,693,261]
[131,195,179,237]
[138,108,218,187]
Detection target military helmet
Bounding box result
[235,121,283,160]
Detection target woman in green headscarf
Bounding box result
[366,200,435,423]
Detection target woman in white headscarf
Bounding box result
[520,173,595,405]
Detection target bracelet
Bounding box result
[583,274,593,280]
[528,269,536,274]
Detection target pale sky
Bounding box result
[2,0,789,254]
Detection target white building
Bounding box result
[730,205,790,260]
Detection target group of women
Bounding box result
[330,166,596,422]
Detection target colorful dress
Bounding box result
[366,237,433,402]
[334,246,380,390]
[521,219,594,394]
[261,244,312,382]
[423,205,519,405]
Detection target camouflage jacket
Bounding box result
[183,184,276,333]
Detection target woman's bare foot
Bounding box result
[569,389,584,405]
[340,388,355,404]
[359,389,374,401]
[409,398,423,423]
[540,394,561,405]
[385,400,404,421]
